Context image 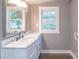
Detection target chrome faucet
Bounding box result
[18,31,22,39]
[14,31,25,41]
[18,31,25,39]
[14,31,19,41]
[14,31,19,35]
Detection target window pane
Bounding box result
[8,9,23,29]
[41,10,56,30]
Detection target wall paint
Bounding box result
[0,0,4,39]
[2,0,6,37]
[70,0,78,57]
[0,1,3,58]
[31,0,71,50]
[25,3,31,32]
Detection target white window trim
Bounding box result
[6,7,26,33]
[39,7,60,34]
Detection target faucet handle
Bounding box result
[15,36,19,41]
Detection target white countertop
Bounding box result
[2,33,41,48]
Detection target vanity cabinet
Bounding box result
[27,39,41,59]
[1,34,42,59]
[27,35,42,59]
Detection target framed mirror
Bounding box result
[1,0,31,39]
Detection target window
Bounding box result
[6,7,25,33]
[39,7,59,33]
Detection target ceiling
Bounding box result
[25,0,56,5]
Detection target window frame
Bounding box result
[39,7,59,33]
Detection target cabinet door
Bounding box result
[29,52,36,59]
[37,35,42,54]
[27,34,42,59]
[29,55,36,59]
[35,36,42,59]
[27,42,36,57]
[28,44,37,59]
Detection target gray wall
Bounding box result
[70,0,78,57]
[2,0,6,37]
[0,0,3,58]
[31,0,71,50]
[25,3,31,31]
[0,0,4,39]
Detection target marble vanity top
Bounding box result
[2,32,41,48]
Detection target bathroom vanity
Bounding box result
[1,33,42,59]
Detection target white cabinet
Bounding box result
[1,34,42,59]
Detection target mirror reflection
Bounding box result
[3,0,31,38]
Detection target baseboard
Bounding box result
[40,50,77,59]
[41,50,71,54]
[69,51,77,59]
